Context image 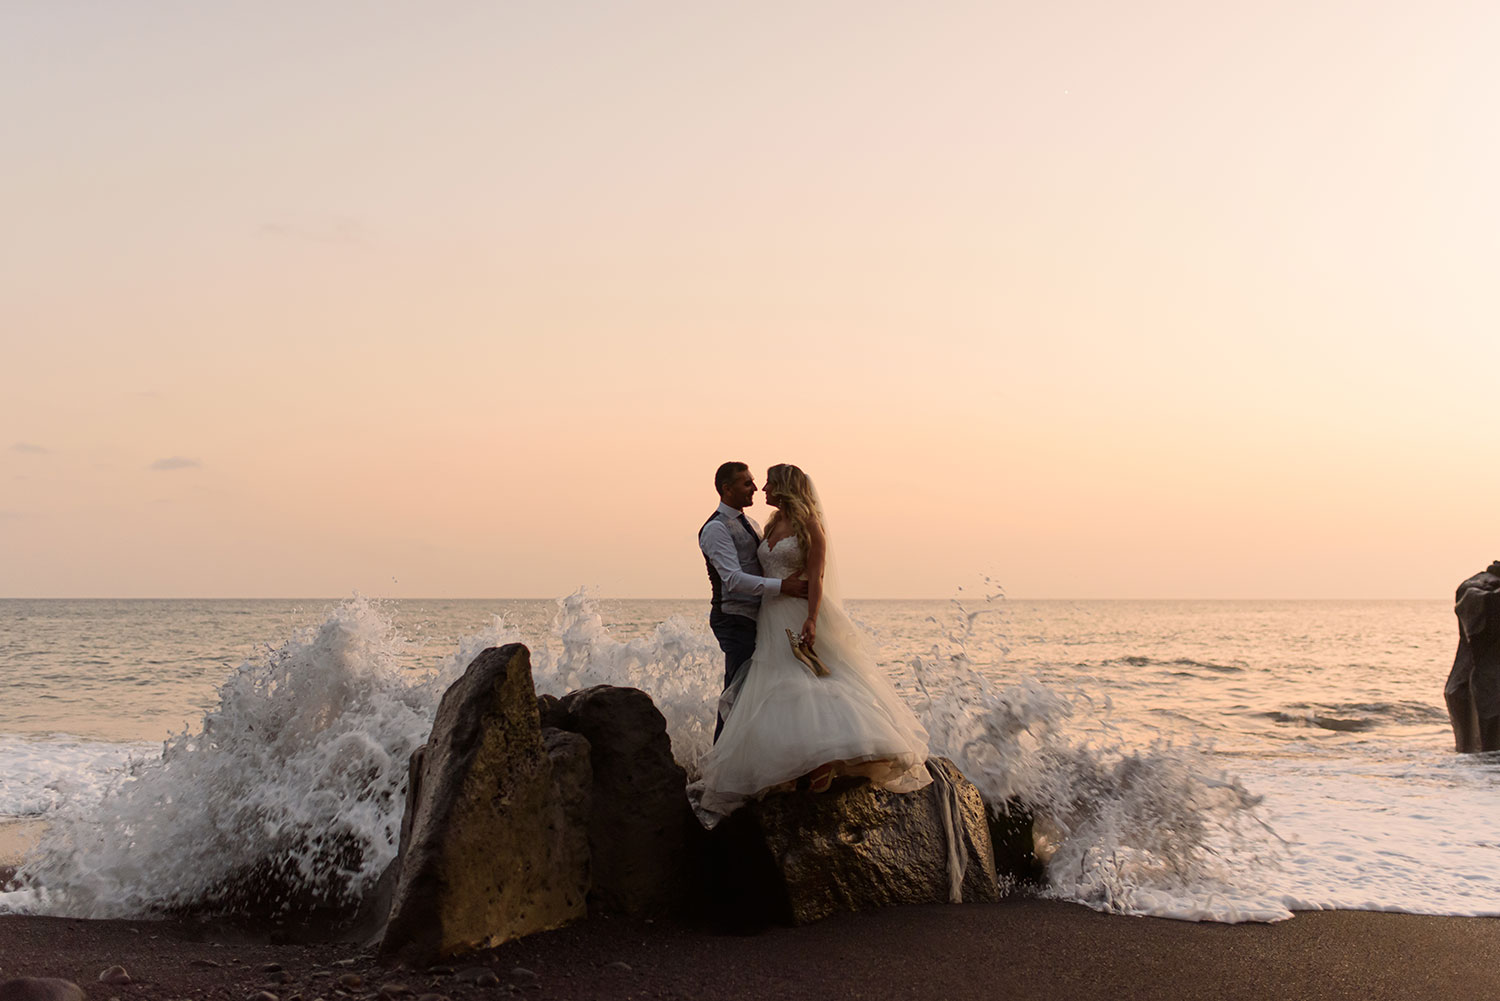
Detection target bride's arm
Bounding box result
[800,519,827,647]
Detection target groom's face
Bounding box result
[721,468,757,510]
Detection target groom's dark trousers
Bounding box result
[710,610,757,741]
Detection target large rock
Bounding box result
[707,757,1002,926]
[538,685,696,916]
[380,645,590,965]
[1445,561,1500,752]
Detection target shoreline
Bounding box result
[3,901,1499,1000]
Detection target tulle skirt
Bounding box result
[695,592,931,821]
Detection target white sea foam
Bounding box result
[0,736,156,819]
[906,590,1288,922]
[9,598,438,917]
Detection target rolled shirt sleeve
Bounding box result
[699,519,783,599]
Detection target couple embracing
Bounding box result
[695,461,930,822]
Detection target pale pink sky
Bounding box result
[2,2,1496,598]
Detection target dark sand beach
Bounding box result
[3,900,1497,1001]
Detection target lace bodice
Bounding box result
[758,535,804,579]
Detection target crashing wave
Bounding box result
[4,588,1284,923]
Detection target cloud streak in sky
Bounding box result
[149,457,202,471]
[12,443,49,454]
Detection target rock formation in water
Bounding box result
[369,643,1043,962]
[379,644,590,965]
[1445,561,1500,752]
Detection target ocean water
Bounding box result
[0,594,1487,923]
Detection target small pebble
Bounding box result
[331,959,359,969]
[509,968,537,982]
[98,966,132,986]
[266,971,294,984]
[260,963,285,974]
[415,995,452,1001]
[455,968,498,986]
[245,993,279,1001]
[605,961,632,972]
[378,985,413,999]
[335,973,363,989]
[189,959,222,968]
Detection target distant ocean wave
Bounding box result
[1110,655,1246,674]
[1260,700,1450,733]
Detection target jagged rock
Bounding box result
[538,685,696,916]
[1446,561,1500,752]
[0,979,86,1001]
[707,757,1002,926]
[380,645,590,965]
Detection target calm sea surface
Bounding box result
[0,596,1487,923]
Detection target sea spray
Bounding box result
[6,592,724,918]
[6,589,1289,923]
[910,588,1289,921]
[522,590,724,775]
[15,598,436,917]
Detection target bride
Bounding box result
[695,463,931,821]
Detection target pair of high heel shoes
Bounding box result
[785,628,829,677]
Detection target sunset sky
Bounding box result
[3,2,1497,599]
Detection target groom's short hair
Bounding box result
[714,461,749,494]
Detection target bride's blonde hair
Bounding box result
[763,463,823,556]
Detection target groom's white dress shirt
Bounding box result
[699,502,783,604]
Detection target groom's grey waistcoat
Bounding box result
[700,510,764,620]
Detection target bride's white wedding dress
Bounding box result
[696,534,931,821]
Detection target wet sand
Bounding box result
[3,900,1498,1000]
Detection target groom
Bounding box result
[699,461,808,740]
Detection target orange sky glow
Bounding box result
[2,2,1497,599]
